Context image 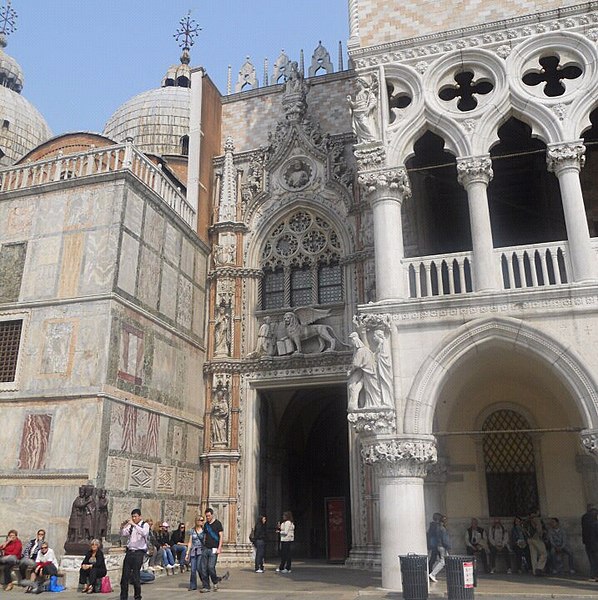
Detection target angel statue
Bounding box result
[347,76,379,143]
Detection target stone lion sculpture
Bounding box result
[282,308,344,353]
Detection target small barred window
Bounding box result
[0,319,23,383]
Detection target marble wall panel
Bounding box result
[117,233,139,296]
[209,464,229,497]
[186,427,200,466]
[108,404,160,458]
[124,192,144,237]
[163,223,181,267]
[111,496,136,535]
[105,456,128,490]
[0,242,26,302]
[180,238,194,278]
[18,413,52,470]
[141,499,161,524]
[34,195,66,237]
[58,233,84,298]
[163,500,184,528]
[118,324,144,385]
[64,194,94,230]
[151,338,176,396]
[191,285,205,339]
[20,237,61,300]
[176,468,196,497]
[143,206,164,254]
[4,203,34,240]
[128,460,155,492]
[177,276,193,330]
[137,247,160,309]
[172,424,183,462]
[194,253,207,286]
[80,228,118,294]
[159,264,177,321]
[156,465,175,495]
[39,320,76,376]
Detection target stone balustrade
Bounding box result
[405,251,474,298]
[0,142,196,227]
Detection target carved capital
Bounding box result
[361,434,437,478]
[457,156,493,187]
[546,141,586,174]
[354,142,386,171]
[347,408,396,434]
[358,167,411,203]
[581,429,598,456]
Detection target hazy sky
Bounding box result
[6,1,349,135]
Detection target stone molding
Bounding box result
[360,435,437,478]
[354,141,386,171]
[547,141,586,174]
[358,167,411,202]
[347,408,396,434]
[457,156,494,187]
[208,267,263,280]
[581,429,598,456]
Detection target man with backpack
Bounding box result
[199,508,229,593]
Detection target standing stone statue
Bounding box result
[214,304,231,357]
[82,485,95,540]
[211,385,230,445]
[373,329,394,408]
[67,486,88,543]
[347,332,383,410]
[347,77,379,143]
[96,489,109,540]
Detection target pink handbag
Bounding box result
[100,576,112,594]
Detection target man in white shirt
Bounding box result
[119,509,150,600]
[488,517,513,573]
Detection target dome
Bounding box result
[103,53,192,157]
[0,37,52,165]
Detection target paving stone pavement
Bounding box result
[41,562,598,600]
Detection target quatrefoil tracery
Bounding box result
[438,70,494,112]
[522,55,582,97]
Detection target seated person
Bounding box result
[146,521,164,571]
[170,523,188,572]
[0,529,23,591]
[19,529,47,582]
[79,539,107,593]
[546,518,575,575]
[27,542,58,593]
[465,518,489,573]
[157,523,175,574]
[488,517,513,574]
[510,516,531,573]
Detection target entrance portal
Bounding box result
[257,384,351,560]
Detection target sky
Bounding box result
[6,1,349,135]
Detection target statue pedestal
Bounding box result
[60,552,124,590]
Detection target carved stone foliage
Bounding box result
[241,152,265,203]
[358,167,412,201]
[546,141,586,174]
[581,429,598,456]
[361,436,437,478]
[347,409,396,434]
[456,156,494,187]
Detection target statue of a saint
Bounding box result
[347,77,379,143]
[347,332,383,410]
[250,316,274,357]
[373,329,394,408]
[211,386,229,445]
[214,305,231,357]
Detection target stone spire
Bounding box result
[218,136,237,222]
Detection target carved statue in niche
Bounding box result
[248,316,274,358]
[213,302,231,357]
[372,329,394,408]
[211,381,230,446]
[347,331,383,410]
[347,76,379,143]
[284,159,311,189]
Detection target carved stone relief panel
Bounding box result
[128,461,155,492]
[105,456,128,490]
[156,465,175,495]
[210,464,230,497]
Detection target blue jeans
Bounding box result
[189,553,204,590]
[172,544,187,565]
[199,548,219,589]
[162,547,175,567]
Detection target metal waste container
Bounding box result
[399,554,429,600]
[446,555,475,600]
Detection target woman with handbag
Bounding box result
[78,539,107,593]
[276,512,295,574]
[253,515,267,573]
[185,516,206,590]
[27,543,59,593]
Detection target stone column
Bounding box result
[361,434,437,591]
[358,168,412,300]
[457,156,499,291]
[547,141,598,283]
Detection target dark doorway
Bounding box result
[257,384,351,560]
[581,107,598,238]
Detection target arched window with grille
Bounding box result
[482,409,540,517]
[260,210,343,310]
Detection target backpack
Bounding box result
[48,575,65,593]
[249,527,256,544]
[427,522,439,549]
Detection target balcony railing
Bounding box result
[0,141,195,227]
[404,241,574,299]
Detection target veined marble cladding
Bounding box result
[0,242,27,302]
[221,74,354,153]
[117,188,208,343]
[108,305,203,412]
[354,0,582,48]
[0,182,123,303]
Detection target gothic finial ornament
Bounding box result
[236,56,258,92]
[173,10,201,51]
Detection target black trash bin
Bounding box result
[446,555,475,600]
[399,554,429,600]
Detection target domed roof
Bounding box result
[103,52,192,157]
[0,35,52,165]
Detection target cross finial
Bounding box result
[173,10,201,51]
[0,0,17,41]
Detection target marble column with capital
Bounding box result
[547,141,598,283]
[360,434,437,591]
[358,168,411,300]
[457,156,499,292]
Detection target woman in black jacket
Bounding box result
[79,539,107,593]
[253,515,267,573]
